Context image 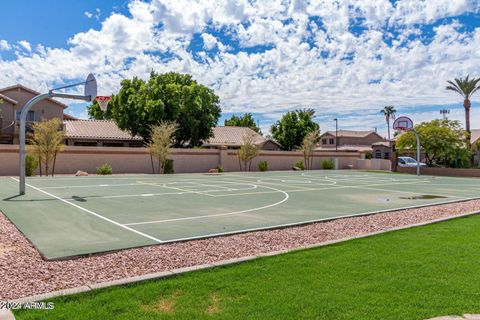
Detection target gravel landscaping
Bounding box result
[1,199,480,300]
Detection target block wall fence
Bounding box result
[397,166,480,177]
[0,145,375,176]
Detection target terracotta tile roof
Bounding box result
[64,120,142,141]
[63,113,78,121]
[322,130,380,138]
[205,126,268,147]
[471,129,480,144]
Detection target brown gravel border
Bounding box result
[1,199,480,301]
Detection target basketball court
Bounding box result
[1,170,480,259]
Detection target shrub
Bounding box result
[365,152,373,160]
[97,163,112,175]
[216,165,224,173]
[258,161,268,172]
[25,154,39,177]
[321,159,335,169]
[164,159,174,174]
[294,159,304,170]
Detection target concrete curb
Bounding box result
[0,308,15,320]
[10,209,480,305]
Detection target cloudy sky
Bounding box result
[1,0,480,136]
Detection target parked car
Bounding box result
[398,156,427,167]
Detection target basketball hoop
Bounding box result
[392,115,421,176]
[393,116,413,131]
[95,96,111,112]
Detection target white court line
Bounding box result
[137,181,216,197]
[41,183,141,189]
[225,177,319,190]
[159,196,480,244]
[63,187,258,200]
[64,189,229,200]
[353,185,464,199]
[124,184,289,226]
[10,177,163,243]
[123,177,440,226]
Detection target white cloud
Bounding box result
[18,40,31,52]
[0,0,479,131]
[201,33,217,50]
[0,40,11,51]
[85,8,101,20]
[390,0,476,25]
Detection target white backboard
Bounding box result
[84,73,97,102]
[393,116,414,131]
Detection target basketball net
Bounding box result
[95,96,111,112]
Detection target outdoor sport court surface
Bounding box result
[1,170,480,259]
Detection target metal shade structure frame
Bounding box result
[18,74,97,195]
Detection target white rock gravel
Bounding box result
[1,200,480,300]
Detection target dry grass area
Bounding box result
[141,290,181,314]
[1,199,480,300]
[207,292,221,315]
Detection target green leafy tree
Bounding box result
[88,72,221,147]
[446,75,480,136]
[380,105,396,140]
[224,113,261,134]
[270,108,319,151]
[396,119,470,167]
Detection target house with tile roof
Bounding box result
[316,130,390,159]
[0,84,275,150]
[471,129,480,166]
[64,120,143,147]
[203,126,281,150]
[0,84,67,144]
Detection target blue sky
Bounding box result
[1,0,480,136]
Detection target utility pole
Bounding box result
[440,109,450,120]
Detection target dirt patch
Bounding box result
[142,290,181,314]
[206,292,221,315]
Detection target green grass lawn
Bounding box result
[15,214,480,320]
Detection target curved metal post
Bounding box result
[19,93,51,195]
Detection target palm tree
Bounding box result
[446,75,480,136]
[380,105,396,140]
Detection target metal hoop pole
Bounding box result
[413,129,421,176]
[19,93,51,195]
[19,92,92,195]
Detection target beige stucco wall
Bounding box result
[398,166,480,177]
[224,150,361,171]
[355,159,391,171]
[0,145,365,176]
